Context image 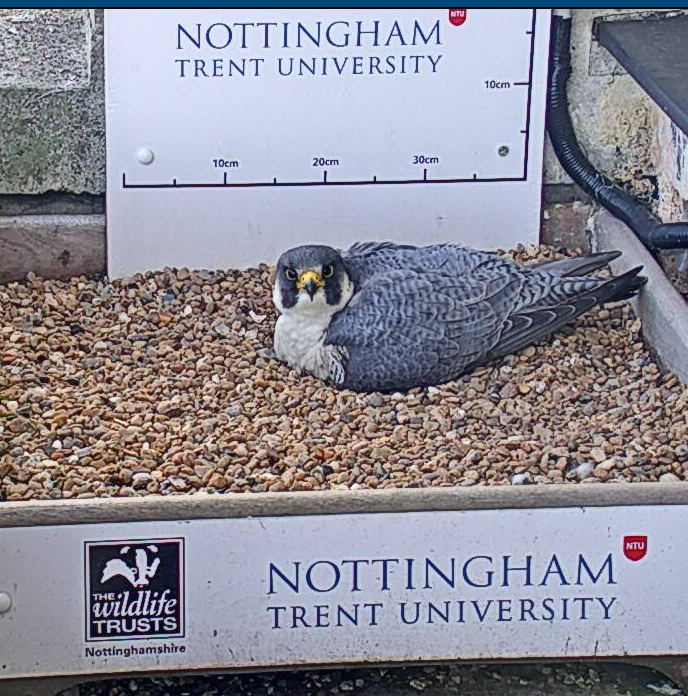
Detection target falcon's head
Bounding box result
[273,245,353,317]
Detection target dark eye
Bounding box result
[285,268,297,281]
[323,264,334,278]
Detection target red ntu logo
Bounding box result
[623,535,648,561]
[448,9,467,27]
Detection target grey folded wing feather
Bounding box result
[345,241,418,257]
[324,268,522,392]
[327,243,644,391]
[528,251,621,276]
[343,242,500,287]
[324,253,645,391]
[478,265,646,366]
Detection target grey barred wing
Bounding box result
[343,242,502,287]
[324,269,522,392]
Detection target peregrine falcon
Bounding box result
[272,242,646,393]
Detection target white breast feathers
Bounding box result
[273,278,353,382]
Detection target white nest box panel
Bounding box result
[105,9,551,277]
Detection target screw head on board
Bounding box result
[498,145,510,157]
[0,592,12,614]
[137,148,155,165]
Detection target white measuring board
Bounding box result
[0,505,685,680]
[105,9,550,278]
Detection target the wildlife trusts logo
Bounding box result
[84,538,184,642]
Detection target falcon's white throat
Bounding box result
[273,274,354,381]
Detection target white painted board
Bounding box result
[105,9,550,278]
[0,505,684,679]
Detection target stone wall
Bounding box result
[545,10,657,196]
[0,9,686,273]
[0,9,104,196]
[545,9,688,214]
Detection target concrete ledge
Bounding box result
[592,209,688,384]
[0,213,105,282]
[2,482,688,528]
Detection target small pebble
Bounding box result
[575,462,594,480]
[368,394,384,407]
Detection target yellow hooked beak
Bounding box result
[297,270,324,300]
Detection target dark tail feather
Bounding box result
[530,250,622,276]
[606,268,647,302]
[484,266,646,362]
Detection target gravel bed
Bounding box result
[59,663,683,696]
[2,245,688,501]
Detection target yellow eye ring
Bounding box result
[285,268,297,281]
[323,264,334,278]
